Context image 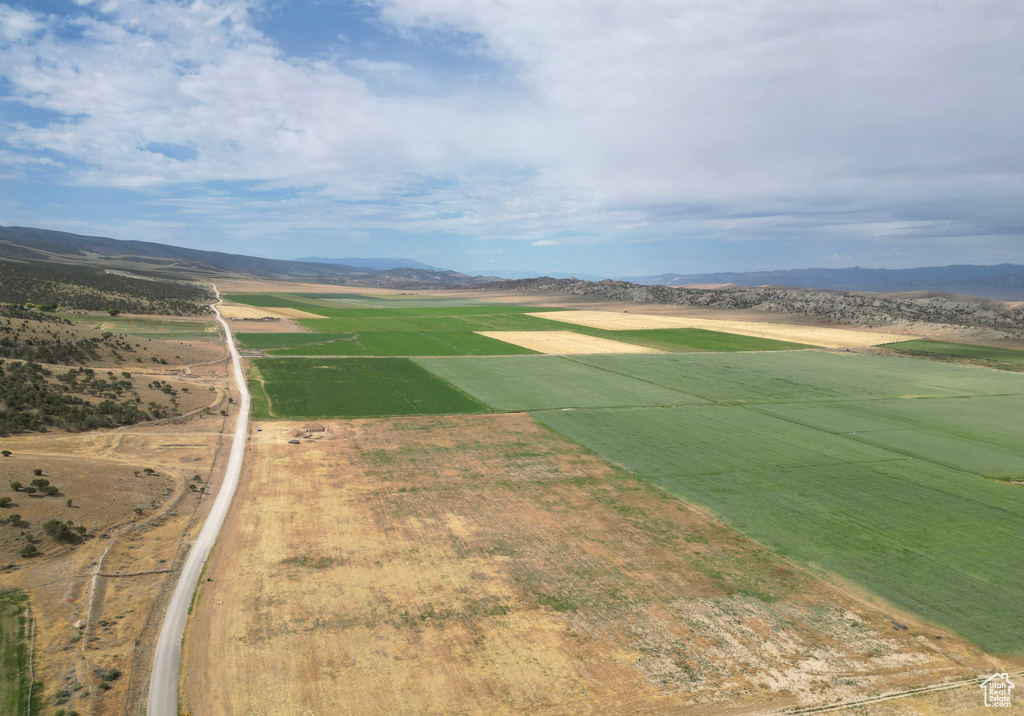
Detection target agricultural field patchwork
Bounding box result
[233,291,1024,659]
[248,357,491,418]
[182,415,984,716]
[533,310,913,347]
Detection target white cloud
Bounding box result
[0,0,1020,255]
[0,5,41,41]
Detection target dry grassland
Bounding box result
[531,310,912,347]
[476,330,664,354]
[0,358,238,716]
[182,414,987,716]
[217,304,323,320]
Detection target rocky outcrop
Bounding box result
[468,278,1024,333]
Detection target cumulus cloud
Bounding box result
[0,0,1021,261]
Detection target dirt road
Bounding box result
[147,286,251,716]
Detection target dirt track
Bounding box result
[181,414,991,716]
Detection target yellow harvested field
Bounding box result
[181,415,986,716]
[477,330,664,354]
[530,310,914,347]
[217,304,322,319]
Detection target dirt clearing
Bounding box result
[182,414,989,716]
[217,304,322,320]
[531,310,913,347]
[477,330,664,354]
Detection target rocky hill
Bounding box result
[471,277,1024,334]
[624,264,1024,301]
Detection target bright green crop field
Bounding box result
[415,355,706,410]
[886,340,1024,368]
[266,331,535,357]
[237,330,535,355]
[495,352,1024,654]
[572,351,1022,403]
[296,312,569,333]
[249,358,491,418]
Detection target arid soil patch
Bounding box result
[531,310,912,347]
[476,330,664,354]
[217,304,322,320]
[182,414,983,716]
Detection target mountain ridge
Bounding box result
[623,264,1024,301]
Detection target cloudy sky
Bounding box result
[0,0,1021,277]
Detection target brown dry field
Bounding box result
[182,414,993,716]
[217,304,322,319]
[477,330,665,354]
[1,347,239,715]
[835,681,1024,715]
[226,316,309,334]
[530,311,913,348]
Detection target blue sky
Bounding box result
[0,0,1021,278]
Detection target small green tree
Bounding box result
[7,514,20,526]
[67,498,73,507]
[20,543,38,557]
[33,468,43,476]
[43,519,78,543]
[107,308,120,316]
[0,497,11,507]
[1,450,11,457]
[9,481,21,491]
[30,478,49,487]
[22,486,37,496]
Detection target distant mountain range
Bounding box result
[623,265,1024,301]
[294,256,442,271]
[3,225,1022,301]
[0,226,488,286]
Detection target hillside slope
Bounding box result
[0,226,483,286]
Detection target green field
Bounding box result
[571,351,1022,403]
[886,340,1024,369]
[296,313,567,333]
[415,356,705,410]
[266,331,536,357]
[225,292,562,319]
[461,352,1023,654]
[249,358,491,418]
[0,591,32,716]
